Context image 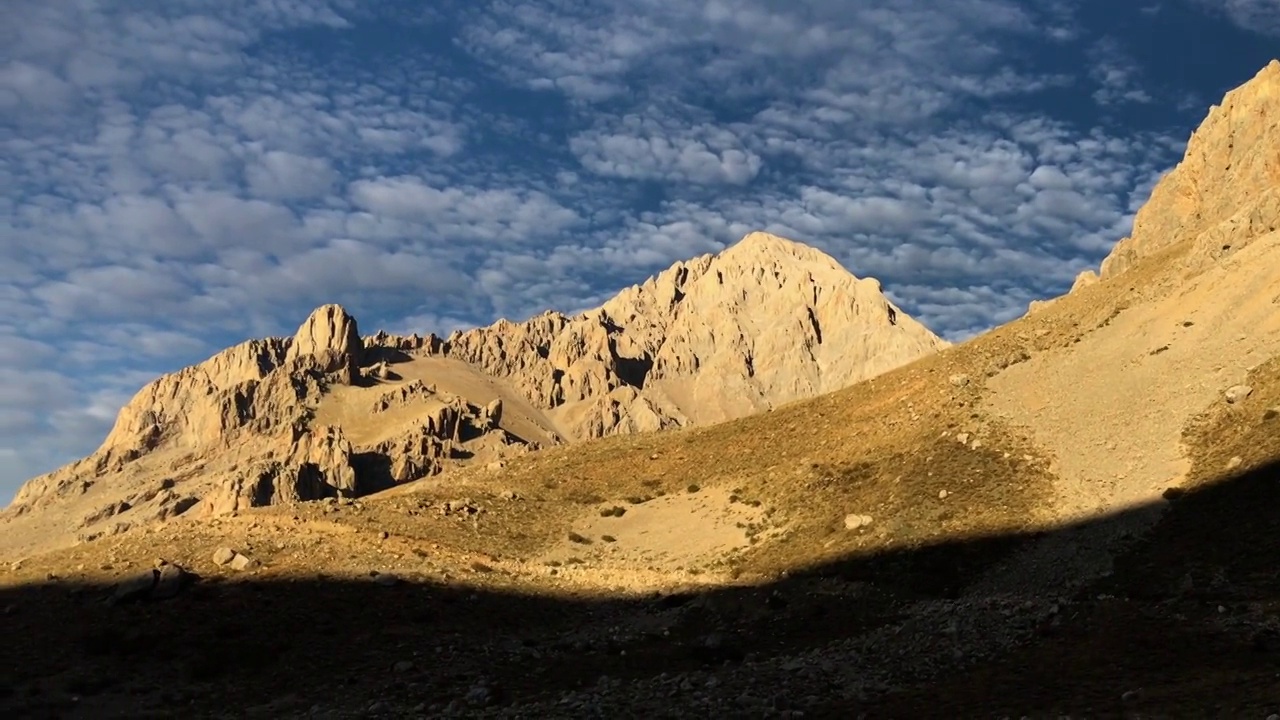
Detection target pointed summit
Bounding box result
[1097,59,1280,280]
[449,231,947,439]
[718,231,844,268]
[286,304,363,383]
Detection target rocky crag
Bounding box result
[2,232,946,557]
[1030,59,1280,315]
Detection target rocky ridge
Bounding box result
[442,232,948,440]
[1087,59,1280,286]
[2,234,945,557]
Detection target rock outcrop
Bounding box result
[2,232,947,557]
[442,232,948,439]
[285,303,364,384]
[1093,60,1280,282]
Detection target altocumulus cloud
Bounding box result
[0,0,1276,499]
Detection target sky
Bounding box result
[1,0,1278,501]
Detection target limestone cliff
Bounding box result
[443,232,949,439]
[1092,60,1280,283]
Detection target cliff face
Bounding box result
[1094,60,1280,283]
[445,232,949,439]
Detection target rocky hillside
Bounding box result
[443,231,948,439]
[1078,59,1280,288]
[1,233,945,558]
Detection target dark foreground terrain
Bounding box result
[3,451,1279,719]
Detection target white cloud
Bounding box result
[347,176,582,241]
[570,116,763,185]
[1089,38,1154,106]
[1195,0,1280,35]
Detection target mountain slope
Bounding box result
[0,233,945,560]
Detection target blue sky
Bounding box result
[1,0,1277,500]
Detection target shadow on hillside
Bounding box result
[3,458,1280,718]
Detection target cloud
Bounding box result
[570,115,763,185]
[1089,38,1154,106]
[1194,0,1280,35]
[347,176,582,242]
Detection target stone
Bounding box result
[949,374,970,388]
[285,304,363,383]
[111,570,158,604]
[938,489,949,500]
[465,684,493,707]
[4,232,951,554]
[228,553,256,571]
[444,231,948,442]
[373,572,400,587]
[212,547,237,566]
[151,563,187,599]
[1225,385,1253,404]
[843,514,873,530]
[1225,456,1243,471]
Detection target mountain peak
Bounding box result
[285,304,363,384]
[718,231,841,268]
[1096,60,1280,281]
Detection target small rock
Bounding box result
[393,660,415,673]
[111,570,158,604]
[379,531,389,540]
[212,547,237,566]
[1225,456,1243,471]
[373,572,400,587]
[949,374,970,388]
[843,514,873,530]
[1263,407,1278,421]
[151,564,187,600]
[938,489,949,500]
[1224,385,1253,404]
[1121,688,1143,703]
[229,553,256,571]
[465,684,493,707]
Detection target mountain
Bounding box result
[1081,59,1280,287]
[444,231,946,438]
[0,232,946,559]
[7,60,1280,720]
